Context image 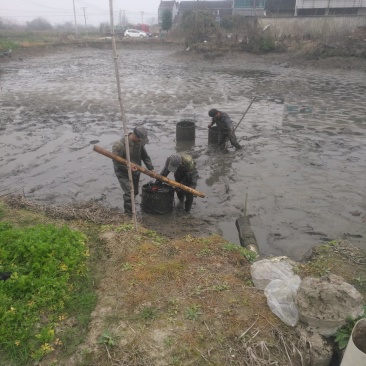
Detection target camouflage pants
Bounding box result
[218,128,242,150]
[115,170,140,214]
[175,174,195,212]
[176,189,194,212]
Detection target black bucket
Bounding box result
[176,120,195,141]
[208,126,219,144]
[141,183,174,214]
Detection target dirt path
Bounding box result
[1,44,365,260]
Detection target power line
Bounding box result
[17,0,72,11]
[76,0,108,12]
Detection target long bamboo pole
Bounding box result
[108,0,138,228]
[93,145,206,198]
[234,96,256,132]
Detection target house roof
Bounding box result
[159,1,176,9]
[179,1,233,11]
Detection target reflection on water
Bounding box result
[205,152,235,187]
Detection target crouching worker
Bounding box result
[112,126,154,214]
[208,108,242,150]
[158,153,198,212]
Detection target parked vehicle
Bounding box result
[135,23,150,33]
[124,29,147,38]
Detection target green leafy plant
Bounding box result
[121,262,134,271]
[197,247,213,257]
[212,283,229,292]
[140,306,158,321]
[185,304,201,320]
[0,222,90,364]
[335,306,366,349]
[222,243,257,263]
[145,229,165,245]
[97,330,116,347]
[164,336,173,347]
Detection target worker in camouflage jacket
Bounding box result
[158,153,198,212]
[112,126,154,214]
[208,108,242,150]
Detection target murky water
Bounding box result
[1,46,365,260]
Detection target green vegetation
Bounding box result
[140,305,158,321]
[0,30,56,52]
[97,330,117,347]
[222,242,257,263]
[0,221,95,365]
[161,10,173,32]
[335,306,366,349]
[185,304,201,320]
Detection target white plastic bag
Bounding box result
[250,257,298,290]
[264,277,301,327]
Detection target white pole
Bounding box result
[109,0,138,228]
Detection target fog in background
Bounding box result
[0,0,161,26]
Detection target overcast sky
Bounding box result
[1,0,162,26]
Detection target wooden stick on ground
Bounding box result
[93,145,206,198]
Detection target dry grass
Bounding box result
[65,224,312,366]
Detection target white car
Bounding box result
[124,29,147,38]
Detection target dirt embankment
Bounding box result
[1,196,366,366]
[2,36,366,72]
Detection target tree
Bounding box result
[54,21,74,31]
[180,10,217,46]
[26,17,53,31]
[161,10,172,31]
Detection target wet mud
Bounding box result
[1,45,365,260]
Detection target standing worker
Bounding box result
[208,109,242,150]
[112,126,154,214]
[157,153,198,212]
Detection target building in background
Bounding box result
[158,1,179,24]
[295,0,366,15]
[233,0,267,16]
[265,0,295,16]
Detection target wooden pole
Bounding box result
[93,145,206,198]
[109,0,138,228]
[234,96,256,132]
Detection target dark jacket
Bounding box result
[160,153,198,187]
[211,111,234,131]
[112,134,154,175]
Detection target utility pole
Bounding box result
[119,9,122,25]
[123,10,126,26]
[141,11,144,24]
[73,0,78,38]
[82,7,87,34]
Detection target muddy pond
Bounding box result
[1,45,365,260]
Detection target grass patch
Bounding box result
[222,242,257,263]
[0,200,101,366]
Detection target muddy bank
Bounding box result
[0,44,365,260]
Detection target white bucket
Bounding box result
[341,318,366,366]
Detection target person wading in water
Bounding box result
[208,109,242,150]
